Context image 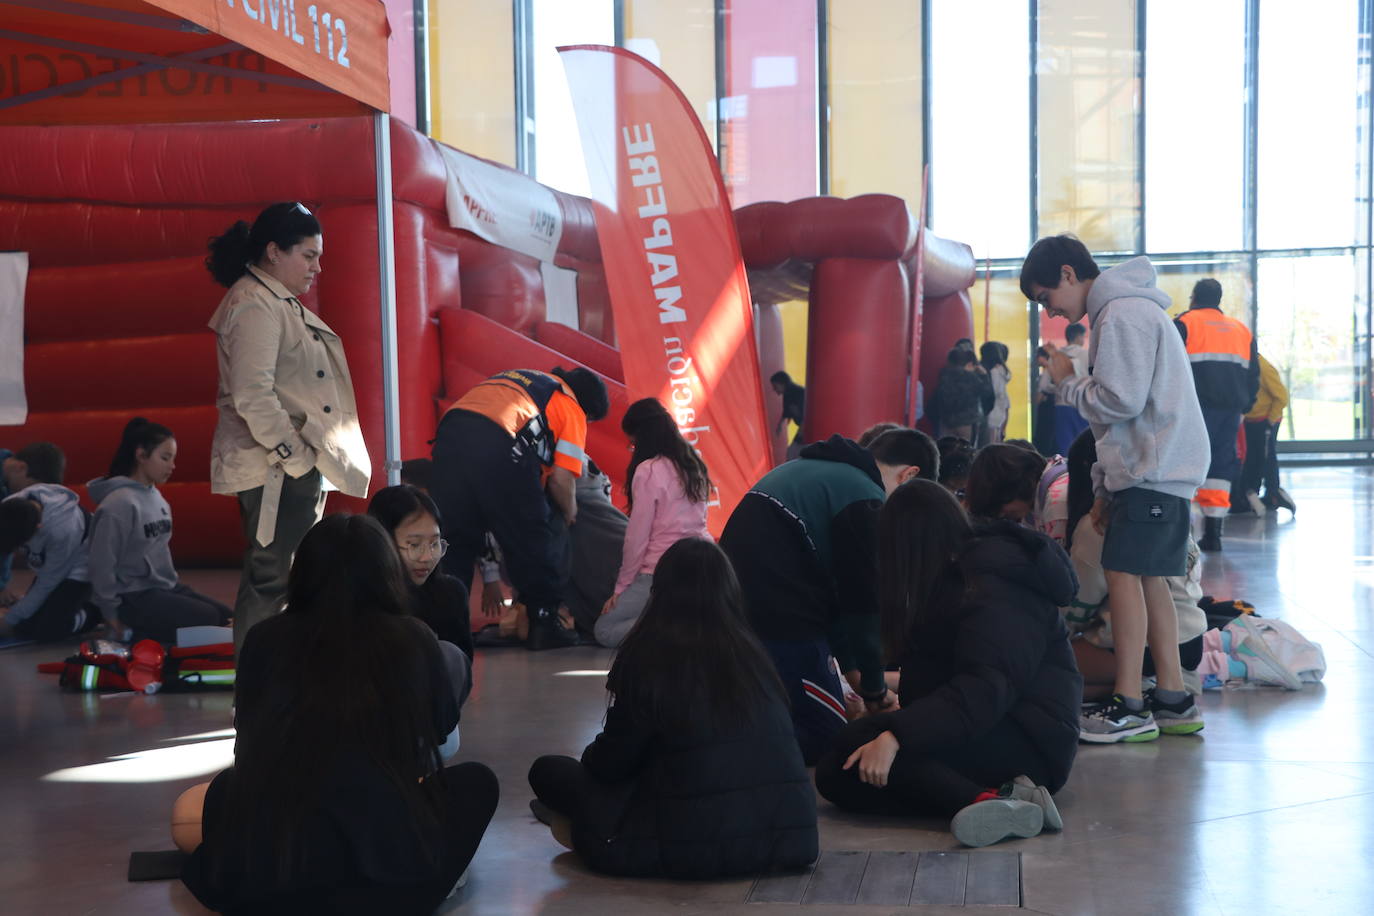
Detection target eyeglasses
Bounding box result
[293,202,313,216]
[399,539,448,560]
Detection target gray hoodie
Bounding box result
[4,484,90,626]
[1055,257,1209,501]
[86,476,179,623]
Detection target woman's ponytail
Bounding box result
[205,202,321,289]
[206,221,254,288]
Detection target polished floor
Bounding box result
[1,467,1369,915]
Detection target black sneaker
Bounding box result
[1079,694,1159,744]
[1145,688,1205,736]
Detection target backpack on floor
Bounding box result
[53,640,234,693]
[1229,616,1325,686]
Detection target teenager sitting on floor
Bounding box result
[814,479,1081,848]
[528,538,818,879]
[369,484,474,715]
[87,419,230,643]
[173,514,497,915]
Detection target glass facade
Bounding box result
[420,0,1374,447]
[928,0,1028,260]
[1144,0,1245,254]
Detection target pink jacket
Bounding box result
[615,456,712,594]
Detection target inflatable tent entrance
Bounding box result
[0,0,408,492]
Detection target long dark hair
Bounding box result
[105,417,173,479]
[964,443,1047,520]
[621,398,711,510]
[980,341,1010,374]
[606,538,785,734]
[1064,429,1098,551]
[877,479,973,661]
[206,201,321,288]
[218,514,444,884]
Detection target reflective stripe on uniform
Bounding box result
[1188,351,1250,367]
[1195,478,1232,517]
[554,438,585,464]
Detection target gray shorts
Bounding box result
[1100,487,1190,577]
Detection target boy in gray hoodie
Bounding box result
[1021,235,1209,744]
[0,482,96,641]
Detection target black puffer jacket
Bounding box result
[570,695,818,879]
[876,520,1082,791]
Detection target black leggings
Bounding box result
[528,754,632,841]
[119,584,231,643]
[814,718,1056,819]
[13,578,95,642]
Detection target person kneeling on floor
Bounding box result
[0,469,99,642]
[814,480,1081,848]
[528,538,818,879]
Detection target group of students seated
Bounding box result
[0,406,1219,906]
[0,398,1218,912]
[0,422,231,646]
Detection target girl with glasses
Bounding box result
[369,485,473,716]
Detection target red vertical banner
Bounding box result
[558,44,771,535]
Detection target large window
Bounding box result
[719,0,820,206]
[1258,255,1362,441]
[1035,0,1139,253]
[526,0,616,197]
[1144,0,1245,253]
[1257,1,1362,251]
[929,0,1030,260]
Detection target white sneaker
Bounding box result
[1246,491,1267,516]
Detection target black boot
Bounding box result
[1270,486,1296,515]
[525,605,578,651]
[1199,516,1224,552]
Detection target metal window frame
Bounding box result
[513,0,534,174]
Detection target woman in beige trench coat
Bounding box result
[206,203,371,653]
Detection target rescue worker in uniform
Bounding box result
[1174,279,1259,551]
[430,367,609,650]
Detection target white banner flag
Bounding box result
[0,253,27,426]
[438,146,564,263]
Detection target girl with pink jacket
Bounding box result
[595,399,713,648]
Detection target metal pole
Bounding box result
[374,110,402,487]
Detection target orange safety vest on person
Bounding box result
[446,369,588,479]
[1175,307,1260,414]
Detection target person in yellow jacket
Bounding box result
[1234,354,1296,516]
[1174,279,1259,551]
[206,203,371,654]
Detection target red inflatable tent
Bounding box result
[0,0,410,561]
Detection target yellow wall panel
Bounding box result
[428,0,517,167]
[622,0,717,148]
[979,275,1034,440]
[827,0,924,206]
